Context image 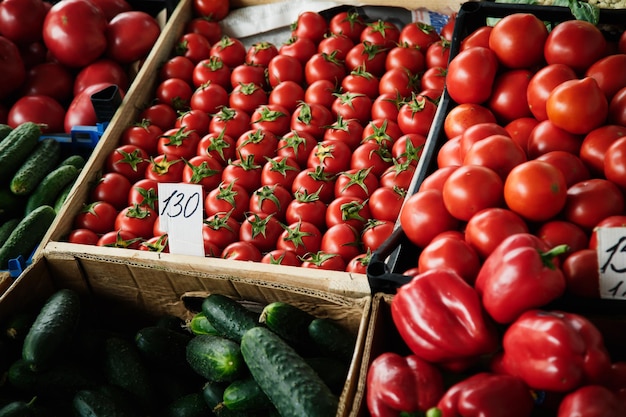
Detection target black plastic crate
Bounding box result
[367,1,626,304]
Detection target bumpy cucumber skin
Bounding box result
[25,164,79,215]
[308,318,356,362]
[0,205,56,269]
[259,302,315,350]
[0,219,20,248]
[222,376,272,412]
[201,294,259,343]
[240,327,339,417]
[185,334,246,383]
[10,138,61,196]
[58,154,86,170]
[0,124,13,143]
[21,289,81,371]
[0,122,42,179]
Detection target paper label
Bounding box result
[596,227,626,299]
[157,183,205,257]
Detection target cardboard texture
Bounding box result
[0,256,372,417]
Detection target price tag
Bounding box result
[157,183,205,257]
[596,227,626,299]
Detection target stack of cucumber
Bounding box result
[0,289,356,417]
[0,122,86,270]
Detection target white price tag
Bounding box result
[157,183,205,257]
[596,227,626,299]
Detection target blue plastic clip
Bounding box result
[7,248,35,278]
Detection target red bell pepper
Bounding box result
[474,233,568,324]
[557,385,625,417]
[435,372,535,417]
[391,268,499,371]
[497,309,612,392]
[366,352,444,417]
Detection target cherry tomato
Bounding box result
[300,251,346,271]
[209,106,251,140]
[248,184,292,221]
[385,45,425,74]
[399,21,439,50]
[193,0,229,20]
[210,36,246,68]
[236,128,278,165]
[245,41,278,67]
[360,19,399,49]
[320,223,362,264]
[97,230,141,249]
[182,155,222,191]
[304,79,337,109]
[278,36,316,66]
[286,188,327,230]
[139,103,177,131]
[291,166,336,205]
[261,155,300,189]
[90,172,132,211]
[304,52,346,85]
[74,201,118,234]
[268,80,305,114]
[277,130,317,168]
[221,157,263,194]
[144,154,185,184]
[185,17,222,44]
[326,195,371,233]
[192,56,232,89]
[156,77,193,111]
[318,33,354,61]
[368,186,405,223]
[157,127,201,160]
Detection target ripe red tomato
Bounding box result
[43,0,108,68]
[488,13,548,69]
[0,0,47,45]
[74,201,118,234]
[419,166,459,193]
[604,136,626,190]
[73,59,129,97]
[328,10,367,43]
[8,95,65,133]
[86,0,132,21]
[446,47,498,104]
[579,124,626,176]
[609,87,626,126]
[193,0,229,21]
[268,81,305,114]
[398,21,439,50]
[536,220,589,256]
[128,178,159,211]
[221,157,263,194]
[371,92,402,121]
[0,37,26,100]
[182,155,223,191]
[418,234,481,285]
[399,189,459,249]
[318,32,354,60]
[115,205,157,240]
[97,230,141,249]
[156,78,193,111]
[368,186,404,223]
[21,62,74,104]
[307,140,351,175]
[157,127,201,160]
[145,154,185,184]
[90,172,132,210]
[361,219,394,253]
[503,160,568,222]
[230,63,267,89]
[211,36,246,69]
[397,94,438,136]
[106,144,150,183]
[229,82,267,114]
[204,181,250,222]
[261,155,300,189]
[536,150,590,188]
[235,128,278,165]
[277,221,322,258]
[261,249,301,267]
[460,25,492,51]
[291,102,334,140]
[385,45,425,74]
[239,212,284,253]
[304,79,337,109]
[464,207,529,259]
[487,69,533,124]
[185,17,222,44]
[291,169,334,205]
[345,42,387,77]
[585,54,626,101]
[248,184,292,221]
[544,19,606,73]
[331,92,372,126]
[351,141,394,177]
[209,106,250,140]
[178,32,212,64]
[324,116,365,151]
[425,39,451,69]
[250,103,291,136]
[563,179,625,231]
[459,122,510,159]
[588,215,626,250]
[504,117,539,151]
[305,52,346,85]
[326,195,371,232]
[192,56,231,89]
[105,11,160,63]
[196,131,236,166]
[245,41,279,67]
[320,223,362,264]
[139,103,177,131]
[276,130,317,168]
[546,77,609,135]
[300,251,346,271]
[293,11,327,43]
[360,19,400,49]
[526,120,582,159]
[334,168,379,200]
[67,228,100,246]
[278,36,317,65]
[222,241,263,262]
[442,165,504,221]
[444,103,496,139]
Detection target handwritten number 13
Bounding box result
[160,190,200,218]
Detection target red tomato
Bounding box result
[236,128,278,165]
[293,11,327,43]
[0,0,47,45]
[459,122,510,159]
[86,0,132,21]
[544,19,606,73]
[562,249,600,298]
[328,10,367,43]
[442,165,504,221]
[268,80,305,114]
[488,13,548,69]
[229,82,267,114]
[211,36,246,68]
[178,32,211,64]
[182,155,222,191]
[221,157,263,194]
[185,17,222,44]
[368,186,404,223]
[399,189,459,249]
[74,201,118,234]
[440,13,456,42]
[604,136,626,190]
[324,116,365,151]
[464,207,529,259]
[546,77,609,135]
[0,36,25,100]
[197,131,236,166]
[222,241,263,262]
[342,67,380,99]
[437,136,462,168]
[145,154,185,184]
[261,155,300,189]
[307,139,351,175]
[585,54,626,101]
[42,0,107,68]
[156,78,193,111]
[90,172,132,210]
[304,79,337,109]
[106,144,150,183]
[487,69,533,124]
[446,47,498,104]
[346,252,371,274]
[537,220,589,256]
[291,102,334,140]
[230,63,267,89]
[291,166,335,205]
[305,52,346,85]
[332,92,372,126]
[399,21,439,50]
[157,127,201,160]
[579,124,626,177]
[504,117,539,151]
[397,94,438,136]
[418,234,481,285]
[115,205,157,240]
[609,86,626,126]
[239,212,283,252]
[380,162,416,190]
[362,118,403,148]
[334,168,379,200]
[351,141,394,177]
[385,45,425,75]
[21,62,74,104]
[526,120,582,159]
[563,179,625,231]
[286,188,327,230]
[128,178,159,211]
[503,160,568,222]
[193,0,229,20]
[371,92,402,121]
[460,25,492,51]
[97,230,141,249]
[139,103,177,131]
[318,33,354,61]
[425,39,451,69]
[345,41,387,77]
[67,228,100,246]
[105,11,160,63]
[276,221,323,257]
[261,249,302,267]
[361,219,394,253]
[392,133,426,166]
[419,166,459,193]
[192,56,231,89]
[73,59,129,97]
[248,184,292,221]
[380,67,418,100]
[204,180,250,222]
[326,195,371,232]
[276,130,317,168]
[245,41,279,67]
[278,36,316,66]
[320,223,362,264]
[8,95,65,134]
[250,103,291,136]
[139,235,169,253]
[300,251,346,271]
[360,19,399,49]
[536,151,590,188]
[443,103,496,139]
[190,82,229,115]
[209,106,250,140]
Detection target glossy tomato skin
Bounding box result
[261,249,302,267]
[74,201,118,234]
[106,144,150,183]
[8,95,65,133]
[487,69,533,124]
[204,181,250,222]
[105,11,160,63]
[361,220,394,253]
[68,228,100,246]
[239,212,283,253]
[0,0,47,45]
[585,54,626,101]
[464,207,529,260]
[536,220,589,256]
[446,47,498,104]
[185,17,222,44]
[43,0,108,68]
[562,249,600,298]
[0,36,25,100]
[21,62,74,104]
[544,19,606,73]
[73,59,129,97]
[368,186,404,223]
[579,124,626,177]
[444,103,497,139]
[536,150,590,188]
[461,25,492,51]
[139,103,177,131]
[526,120,583,159]
[115,205,157,240]
[463,134,526,180]
[488,13,548,69]
[604,136,626,190]
[210,36,246,68]
[418,234,481,285]
[222,241,263,262]
[293,11,327,44]
[400,189,459,249]
[193,0,229,21]
[128,178,159,211]
[90,172,132,210]
[329,10,367,43]
[326,195,371,233]
[609,87,626,126]
[277,221,322,258]
[399,21,439,50]
[442,164,504,222]
[320,223,362,265]
[563,179,626,231]
[527,64,578,121]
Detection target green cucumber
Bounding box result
[201,294,259,343]
[258,302,315,351]
[4,310,37,343]
[165,392,211,417]
[308,318,356,362]
[21,288,81,371]
[102,336,156,410]
[187,311,220,336]
[202,382,248,417]
[222,376,272,412]
[0,398,36,417]
[10,138,61,196]
[0,205,57,270]
[53,181,74,214]
[185,334,246,383]
[0,124,13,144]
[0,122,42,178]
[240,327,339,417]
[58,154,86,170]
[0,189,26,223]
[134,326,192,374]
[304,357,349,396]
[24,164,79,215]
[72,388,138,417]
[0,219,20,248]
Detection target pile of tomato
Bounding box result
[398,11,626,297]
[63,0,459,272]
[0,0,161,133]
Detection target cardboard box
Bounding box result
[0,256,371,417]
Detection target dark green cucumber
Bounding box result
[0,122,42,178]
[185,334,246,383]
[0,124,13,143]
[304,357,349,396]
[201,382,248,417]
[0,398,36,417]
[72,388,138,417]
[10,138,61,196]
[21,288,81,371]
[222,376,272,412]
[0,205,56,270]
[4,310,37,343]
[165,392,211,417]
[308,318,356,362]
[240,327,339,417]
[258,302,315,351]
[53,181,74,214]
[187,311,220,336]
[134,325,192,373]
[58,154,86,170]
[24,164,79,215]
[0,219,20,248]
[0,189,26,223]
[201,294,259,343]
[102,336,156,409]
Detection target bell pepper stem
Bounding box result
[539,244,569,269]
[425,408,443,417]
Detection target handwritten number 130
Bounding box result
[160,190,200,218]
